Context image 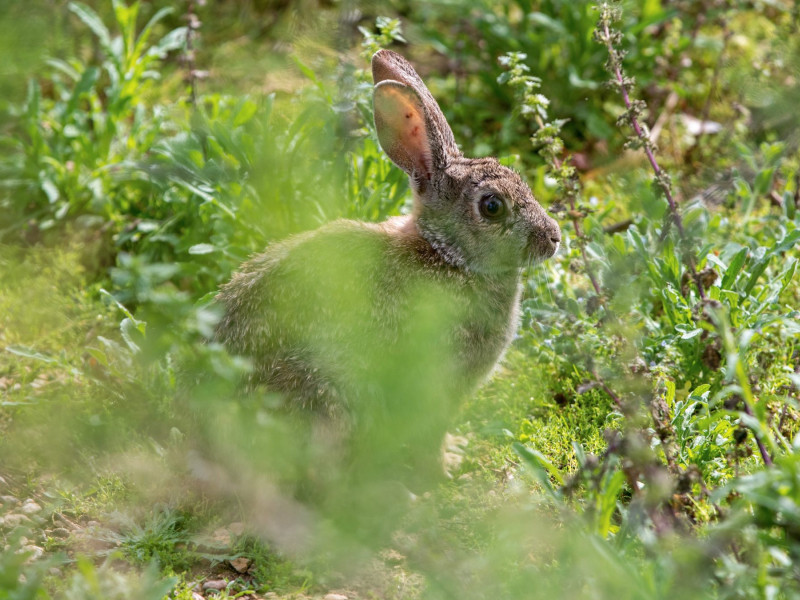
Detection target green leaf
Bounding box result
[292,56,319,85]
[46,58,81,81]
[781,259,797,290]
[99,288,142,329]
[120,317,142,353]
[132,6,174,62]
[572,441,587,468]
[721,247,748,290]
[5,345,57,363]
[742,258,770,296]
[753,167,775,198]
[65,66,99,117]
[151,27,188,57]
[596,470,625,537]
[785,190,797,220]
[772,229,800,255]
[680,328,703,340]
[664,379,676,405]
[498,155,519,168]
[41,179,60,204]
[513,442,564,487]
[527,12,567,34]
[69,2,112,54]
[232,99,259,128]
[188,243,216,255]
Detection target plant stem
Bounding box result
[532,114,603,297]
[184,0,203,106]
[598,10,706,301]
[743,403,774,467]
[598,378,624,409]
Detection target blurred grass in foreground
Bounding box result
[1,1,800,598]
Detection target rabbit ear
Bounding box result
[374,81,435,180]
[372,50,461,181]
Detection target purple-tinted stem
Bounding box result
[580,244,603,297]
[602,21,706,300]
[743,403,774,467]
[604,22,682,235]
[599,379,624,409]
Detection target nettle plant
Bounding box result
[502,0,800,558]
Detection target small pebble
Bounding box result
[230,557,251,573]
[228,521,245,536]
[20,500,42,515]
[49,528,70,539]
[192,593,205,600]
[211,527,232,546]
[324,594,349,600]
[22,545,44,561]
[0,495,18,505]
[202,580,227,591]
[1,513,31,528]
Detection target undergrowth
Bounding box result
[1,1,800,599]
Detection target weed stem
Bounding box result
[597,4,706,300]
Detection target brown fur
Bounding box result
[215,51,560,479]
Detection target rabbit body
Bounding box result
[215,50,560,477]
[216,213,521,419]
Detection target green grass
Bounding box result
[2,1,800,598]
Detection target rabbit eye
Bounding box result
[479,194,506,221]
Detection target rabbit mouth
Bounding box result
[525,234,559,263]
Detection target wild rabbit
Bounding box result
[215,49,560,486]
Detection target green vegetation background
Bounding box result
[1,0,799,598]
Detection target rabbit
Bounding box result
[214,49,561,488]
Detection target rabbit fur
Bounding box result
[215,50,560,455]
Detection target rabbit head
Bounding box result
[372,49,561,275]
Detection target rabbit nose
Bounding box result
[546,219,561,253]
